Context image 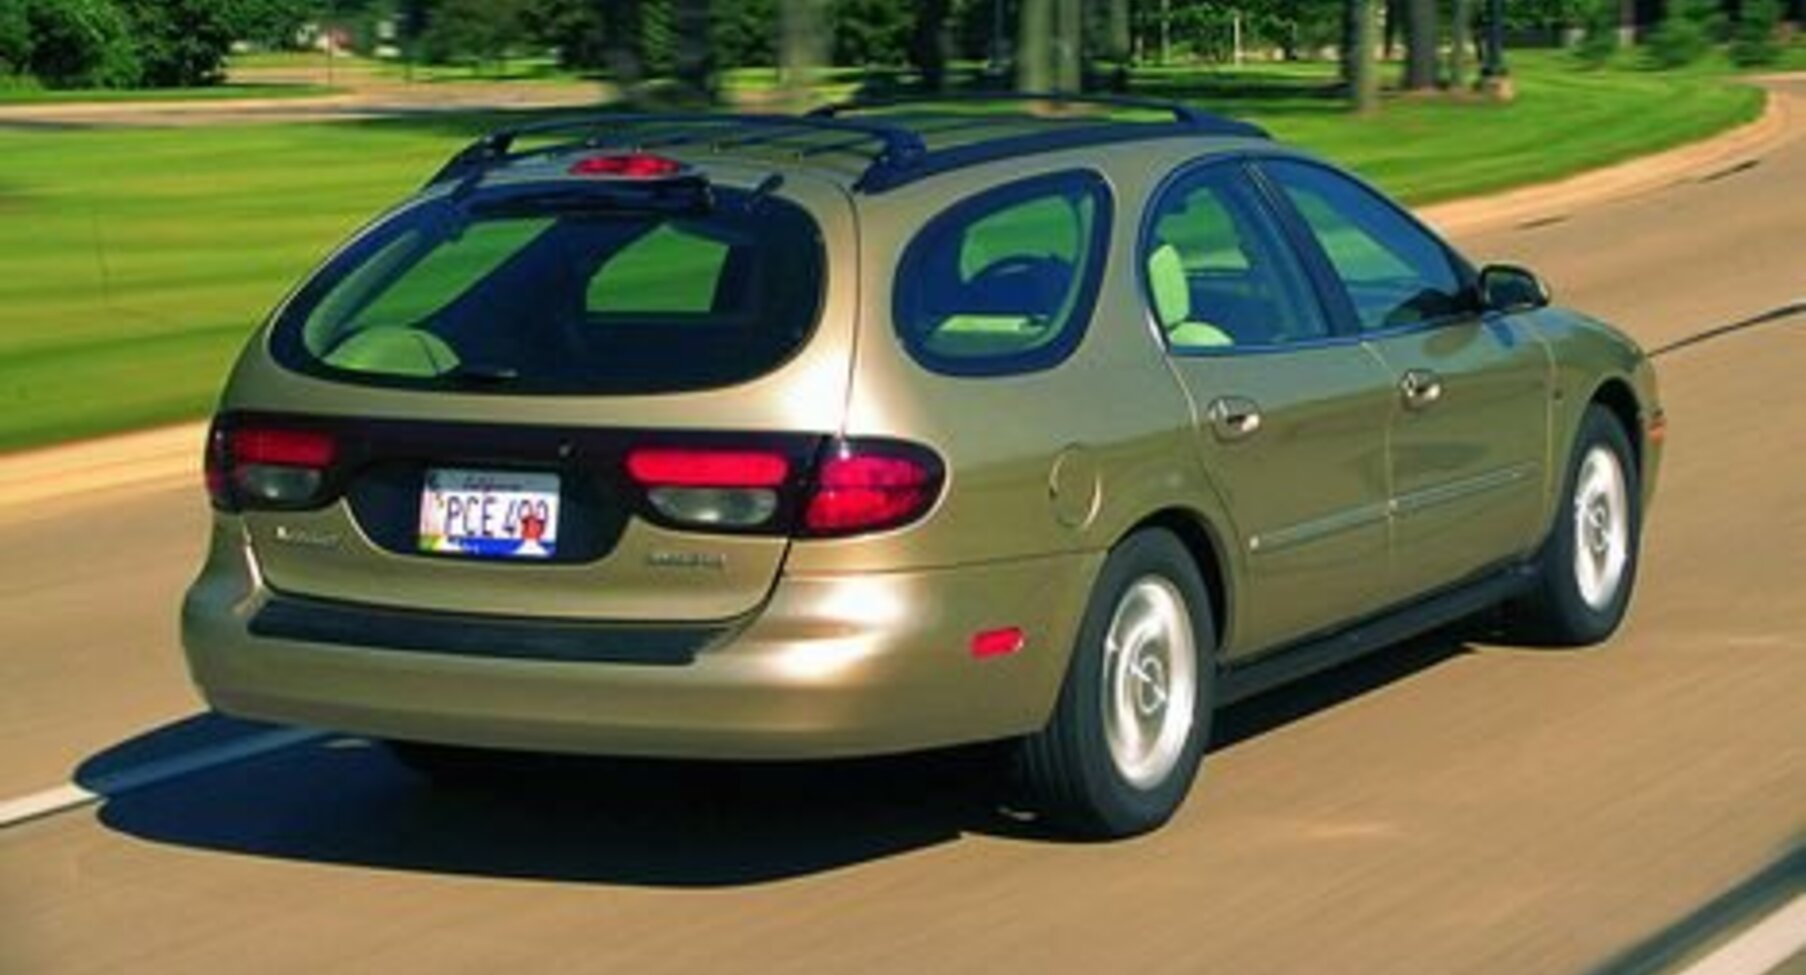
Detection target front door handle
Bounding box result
[1206,396,1263,442]
[1399,368,1444,410]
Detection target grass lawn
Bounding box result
[0,51,1767,451]
[0,83,338,105]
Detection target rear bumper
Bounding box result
[182,520,1098,759]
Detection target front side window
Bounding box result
[893,171,1112,375]
[1143,163,1328,351]
[273,185,825,395]
[1262,160,1470,333]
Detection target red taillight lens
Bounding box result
[625,448,790,488]
[232,428,337,468]
[206,420,339,510]
[568,153,686,178]
[801,441,943,537]
[626,447,791,530]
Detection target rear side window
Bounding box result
[893,171,1112,375]
[272,185,825,395]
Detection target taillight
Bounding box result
[625,446,792,529]
[800,439,943,538]
[205,417,339,510]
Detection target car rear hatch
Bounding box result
[211,157,862,624]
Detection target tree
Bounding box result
[230,0,314,49]
[1053,0,1079,90]
[115,0,236,87]
[422,0,527,71]
[670,0,713,101]
[1103,0,1130,88]
[779,0,826,103]
[909,0,951,90]
[1401,0,1437,88]
[1344,0,1377,112]
[0,0,30,76]
[1017,0,1051,90]
[24,0,139,88]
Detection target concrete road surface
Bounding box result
[1,79,1802,975]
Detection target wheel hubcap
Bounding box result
[1101,576,1198,790]
[1572,446,1630,611]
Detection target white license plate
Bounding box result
[418,468,560,560]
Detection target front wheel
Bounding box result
[1513,405,1642,645]
[1013,529,1216,838]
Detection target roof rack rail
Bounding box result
[426,111,929,187]
[426,95,1267,197]
[807,90,1268,139]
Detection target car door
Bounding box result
[1258,159,1552,603]
[1143,160,1397,658]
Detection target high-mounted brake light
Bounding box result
[568,153,686,179]
[801,440,943,537]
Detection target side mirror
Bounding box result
[1478,264,1552,312]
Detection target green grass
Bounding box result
[0,52,1768,451]
[0,83,338,105]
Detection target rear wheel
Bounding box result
[1513,405,1641,645]
[1014,529,1216,838]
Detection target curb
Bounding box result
[0,76,1796,506]
[1418,78,1795,236]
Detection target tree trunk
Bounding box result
[911,0,952,91]
[1449,0,1472,88]
[1402,0,1438,88]
[779,0,826,106]
[672,0,714,103]
[1018,0,1053,91]
[1347,0,1379,112]
[1054,0,1082,91]
[600,0,644,96]
[1106,0,1131,89]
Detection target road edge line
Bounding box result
[0,726,324,830]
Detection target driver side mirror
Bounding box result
[1478,264,1552,312]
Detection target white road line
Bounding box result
[0,726,324,830]
[1675,894,1806,975]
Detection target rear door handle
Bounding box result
[1399,368,1444,410]
[1206,396,1263,442]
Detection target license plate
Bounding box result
[418,468,560,560]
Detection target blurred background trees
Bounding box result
[0,0,1794,100]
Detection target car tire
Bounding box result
[1512,405,1642,646]
[1014,528,1216,838]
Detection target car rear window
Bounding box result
[892,171,1112,376]
[270,184,826,395]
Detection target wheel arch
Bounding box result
[1586,376,1644,475]
[1122,507,1233,656]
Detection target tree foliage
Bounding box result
[22,0,139,88]
[114,0,236,87]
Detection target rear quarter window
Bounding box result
[893,171,1113,376]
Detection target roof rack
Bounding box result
[428,95,1266,196]
[427,112,928,188]
[807,90,1266,138]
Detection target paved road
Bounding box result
[2,79,1802,975]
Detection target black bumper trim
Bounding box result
[249,593,726,665]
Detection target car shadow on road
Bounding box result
[85,628,1474,888]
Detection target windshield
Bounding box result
[270,184,826,395]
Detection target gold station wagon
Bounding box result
[183,95,1663,836]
